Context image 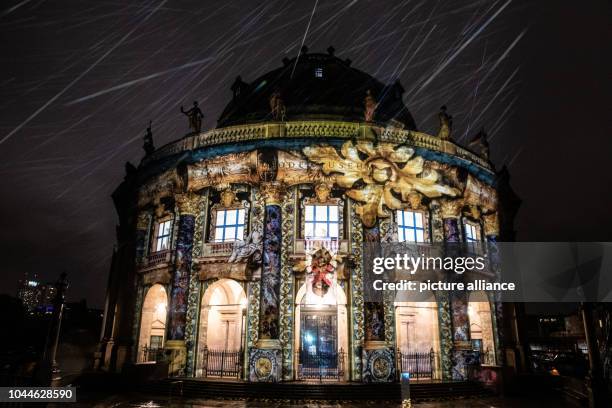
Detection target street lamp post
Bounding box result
[42,272,69,384]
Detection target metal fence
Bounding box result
[199,347,243,379]
[481,348,496,365]
[397,348,436,380]
[297,348,345,381]
[140,346,166,363]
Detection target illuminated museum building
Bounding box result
[98,47,519,383]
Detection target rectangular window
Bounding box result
[315,67,323,78]
[214,208,246,242]
[304,205,339,239]
[149,335,163,349]
[155,220,172,252]
[464,221,480,242]
[397,210,426,242]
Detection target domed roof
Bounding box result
[217,47,417,130]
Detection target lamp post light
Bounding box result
[42,272,69,385]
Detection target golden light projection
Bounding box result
[303,141,459,227]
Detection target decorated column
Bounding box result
[483,212,503,365]
[166,192,198,376]
[249,182,284,382]
[362,220,396,383]
[279,186,296,380]
[441,199,472,379]
[135,211,151,263]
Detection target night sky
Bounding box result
[1,1,610,308]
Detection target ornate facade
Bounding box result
[97,48,515,384]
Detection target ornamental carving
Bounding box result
[260,182,285,205]
[136,212,150,230]
[303,141,459,227]
[314,183,332,203]
[483,212,500,237]
[440,198,463,219]
[186,150,259,192]
[176,192,200,215]
[220,188,238,208]
[463,174,497,211]
[138,168,182,208]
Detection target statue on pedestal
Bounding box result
[180,101,204,133]
[143,121,155,155]
[269,90,286,121]
[438,105,453,140]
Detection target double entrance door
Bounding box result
[298,307,343,380]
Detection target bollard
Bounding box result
[401,372,411,408]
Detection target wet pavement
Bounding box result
[48,392,581,408]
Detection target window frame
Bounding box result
[463,219,482,242]
[212,207,247,242]
[300,195,344,240]
[153,219,173,252]
[396,209,428,243]
[304,204,340,239]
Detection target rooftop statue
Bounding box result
[468,128,490,159]
[269,90,286,121]
[437,105,453,140]
[180,101,204,134]
[143,121,155,155]
[364,89,378,122]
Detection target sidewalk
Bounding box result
[48,392,582,408]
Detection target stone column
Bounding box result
[362,222,396,383]
[279,187,296,380]
[441,199,471,380]
[249,182,284,382]
[166,192,198,376]
[348,199,365,381]
[135,211,151,263]
[484,212,504,366]
[364,223,385,345]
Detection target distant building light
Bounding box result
[315,67,323,78]
[27,281,38,287]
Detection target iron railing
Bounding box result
[296,348,345,381]
[481,348,496,365]
[140,346,166,363]
[199,347,243,379]
[396,348,436,380]
[202,242,234,257]
[142,250,172,268]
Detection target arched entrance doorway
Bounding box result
[468,291,496,364]
[294,280,349,381]
[196,279,247,378]
[394,290,441,379]
[138,284,168,362]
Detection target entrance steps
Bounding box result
[140,378,493,401]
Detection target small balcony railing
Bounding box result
[202,241,234,257]
[396,348,439,380]
[294,238,348,255]
[481,348,496,365]
[141,250,172,268]
[198,347,243,379]
[139,346,166,363]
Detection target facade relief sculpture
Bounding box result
[303,141,459,227]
